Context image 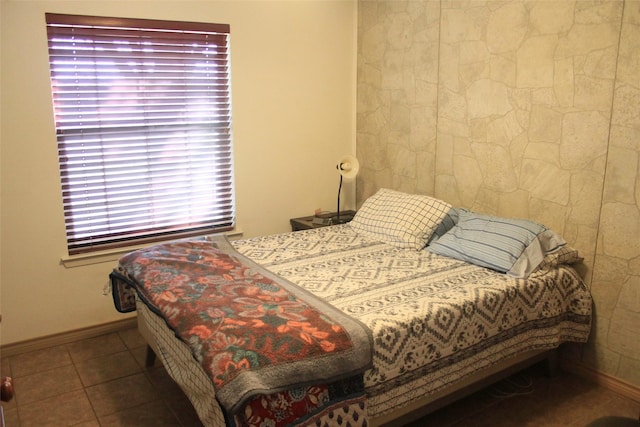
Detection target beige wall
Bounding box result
[357,1,639,387]
[0,0,357,345]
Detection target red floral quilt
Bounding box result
[113,236,372,425]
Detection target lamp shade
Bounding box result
[337,155,359,179]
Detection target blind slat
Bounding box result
[46,13,235,255]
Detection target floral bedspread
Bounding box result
[112,236,372,426]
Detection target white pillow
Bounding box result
[349,188,451,250]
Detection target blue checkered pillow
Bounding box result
[349,188,451,250]
[426,209,566,278]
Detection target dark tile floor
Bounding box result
[1,328,203,427]
[410,363,640,427]
[1,327,638,426]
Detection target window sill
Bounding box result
[60,229,244,268]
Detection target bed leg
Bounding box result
[145,345,157,367]
[544,350,560,377]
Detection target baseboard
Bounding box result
[561,360,640,403]
[0,317,137,358]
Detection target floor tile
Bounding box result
[163,393,205,427]
[118,328,147,350]
[9,345,72,378]
[4,330,640,427]
[607,393,640,418]
[414,367,640,427]
[13,364,83,405]
[66,333,127,363]
[75,350,142,387]
[144,365,184,397]
[71,421,101,427]
[130,344,151,368]
[17,389,97,427]
[1,385,17,412]
[2,406,19,427]
[84,373,157,417]
[1,357,11,377]
[98,400,183,427]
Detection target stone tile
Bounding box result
[606,307,640,360]
[530,2,574,35]
[467,80,511,119]
[18,389,97,427]
[599,203,640,259]
[618,356,640,389]
[66,333,127,363]
[75,350,142,387]
[516,35,556,88]
[486,2,528,53]
[9,345,72,378]
[13,364,83,405]
[85,373,157,417]
[561,111,610,170]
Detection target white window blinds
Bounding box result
[45,14,235,255]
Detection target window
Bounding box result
[45,13,235,255]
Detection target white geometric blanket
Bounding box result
[233,224,592,417]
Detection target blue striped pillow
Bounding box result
[426,209,565,278]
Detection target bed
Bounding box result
[110,189,592,427]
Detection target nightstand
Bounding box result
[290,210,356,231]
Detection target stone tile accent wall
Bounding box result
[356,0,639,387]
[592,2,640,385]
[357,1,441,199]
